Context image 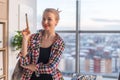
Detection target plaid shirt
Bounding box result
[19,30,65,80]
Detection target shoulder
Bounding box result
[55,33,65,47]
[52,33,65,53]
[30,29,43,40]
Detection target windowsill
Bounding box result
[63,76,118,80]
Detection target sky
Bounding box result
[37,0,120,31]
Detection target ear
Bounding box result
[55,20,59,26]
[55,23,58,26]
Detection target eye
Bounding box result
[42,18,45,21]
[48,18,52,21]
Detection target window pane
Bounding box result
[81,0,120,31]
[58,33,76,76]
[80,33,120,79]
[37,0,76,31]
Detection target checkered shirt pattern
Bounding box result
[19,30,65,80]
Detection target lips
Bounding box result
[44,24,49,28]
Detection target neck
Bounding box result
[44,30,55,39]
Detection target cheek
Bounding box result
[41,22,45,28]
[41,21,45,26]
[55,21,58,26]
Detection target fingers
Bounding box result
[21,64,36,71]
[21,28,31,36]
[21,65,28,69]
[22,28,29,32]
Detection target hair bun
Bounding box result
[57,8,62,13]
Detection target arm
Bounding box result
[19,34,34,66]
[36,40,65,74]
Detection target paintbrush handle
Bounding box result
[25,13,29,29]
[25,13,30,34]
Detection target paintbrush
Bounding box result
[25,13,30,34]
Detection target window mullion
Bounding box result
[75,0,80,73]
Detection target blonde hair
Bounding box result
[43,8,61,21]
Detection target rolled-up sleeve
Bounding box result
[19,34,34,66]
[19,52,32,66]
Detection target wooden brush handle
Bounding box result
[25,13,30,34]
[25,13,29,29]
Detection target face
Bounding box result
[42,12,58,31]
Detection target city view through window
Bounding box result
[37,0,120,79]
[58,33,120,78]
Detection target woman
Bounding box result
[19,8,65,80]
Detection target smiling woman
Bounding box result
[37,0,78,79]
[16,8,65,80]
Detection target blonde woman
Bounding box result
[19,8,65,80]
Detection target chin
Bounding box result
[44,28,49,31]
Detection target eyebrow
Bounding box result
[43,16,52,19]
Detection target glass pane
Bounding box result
[80,33,120,79]
[58,33,76,76]
[37,0,76,31]
[81,0,120,31]
[0,24,3,48]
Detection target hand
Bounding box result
[21,28,31,41]
[21,64,37,72]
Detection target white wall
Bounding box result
[8,0,37,80]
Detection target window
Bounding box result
[37,0,120,79]
[81,0,120,31]
[80,0,120,79]
[80,33,120,78]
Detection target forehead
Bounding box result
[43,12,56,18]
